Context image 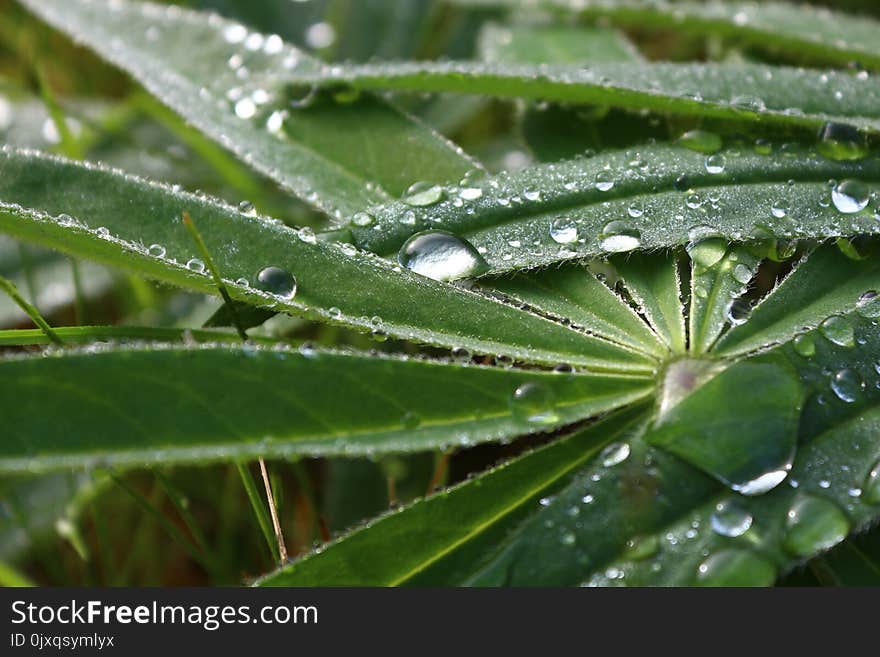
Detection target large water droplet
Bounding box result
[351,211,374,227]
[678,129,722,154]
[830,368,863,403]
[856,290,880,318]
[397,230,489,282]
[831,179,870,213]
[819,315,855,347]
[783,493,850,557]
[731,468,790,496]
[599,221,641,253]
[186,258,206,274]
[402,181,445,207]
[687,238,727,270]
[600,442,631,467]
[509,382,560,426]
[710,499,753,537]
[255,266,297,299]
[594,170,614,192]
[704,154,726,174]
[792,333,815,358]
[695,549,777,587]
[817,122,870,161]
[549,217,578,244]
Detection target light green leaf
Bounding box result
[454,0,880,68]
[0,147,652,371]
[287,60,880,132]
[21,0,478,220]
[0,345,653,472]
[346,143,880,273]
[715,244,880,357]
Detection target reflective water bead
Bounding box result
[710,500,753,537]
[594,170,614,192]
[831,179,870,213]
[686,238,726,269]
[792,333,815,358]
[599,221,641,253]
[509,382,560,426]
[549,217,578,244]
[255,266,297,299]
[397,230,489,282]
[351,212,374,227]
[677,129,722,154]
[186,258,205,274]
[704,154,726,174]
[830,368,863,403]
[856,290,880,318]
[819,315,855,347]
[402,181,444,207]
[816,122,870,161]
[600,442,630,467]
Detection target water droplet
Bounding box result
[830,368,863,403]
[549,217,578,244]
[817,122,869,161]
[305,21,336,49]
[624,535,659,560]
[731,468,789,496]
[864,458,880,504]
[732,263,754,285]
[726,298,752,326]
[599,221,641,253]
[687,237,726,269]
[600,442,631,467]
[695,550,776,587]
[678,129,722,154]
[730,95,766,112]
[856,290,880,318]
[234,97,257,119]
[186,258,205,274]
[594,170,614,192]
[509,382,560,426]
[148,244,166,258]
[459,187,483,201]
[831,179,870,213]
[351,211,374,227]
[397,230,489,282]
[704,154,726,174]
[783,494,850,557]
[402,181,444,207]
[523,188,541,202]
[451,347,471,363]
[770,199,789,219]
[685,193,703,209]
[627,202,644,218]
[792,333,815,358]
[819,315,854,347]
[710,499,753,537]
[255,266,297,299]
[238,200,256,215]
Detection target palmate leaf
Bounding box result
[286,60,880,132]
[0,344,652,472]
[454,0,880,68]
[345,143,880,272]
[260,312,880,586]
[0,147,651,372]
[20,0,479,221]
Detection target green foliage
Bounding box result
[1,0,879,587]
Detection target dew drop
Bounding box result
[402,181,445,207]
[627,202,644,218]
[856,290,880,318]
[238,200,256,215]
[731,468,789,496]
[600,442,631,467]
[817,122,869,161]
[351,211,374,227]
[599,221,641,253]
[397,230,489,282]
[509,382,560,426]
[711,499,754,537]
[783,493,850,557]
[792,333,815,358]
[704,154,726,174]
[695,550,776,587]
[732,263,754,285]
[831,179,870,213]
[594,170,614,192]
[148,244,166,258]
[677,129,722,154]
[459,187,483,201]
[830,368,863,403]
[819,315,855,347]
[770,199,789,219]
[549,217,578,244]
[726,298,752,326]
[186,258,206,274]
[255,266,297,299]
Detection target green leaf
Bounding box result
[715,244,880,357]
[21,0,478,220]
[479,22,642,65]
[0,147,652,371]
[688,243,761,355]
[346,143,880,273]
[256,406,649,586]
[483,263,665,358]
[646,359,803,494]
[287,60,880,133]
[454,0,880,68]
[0,345,653,472]
[614,252,686,354]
